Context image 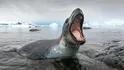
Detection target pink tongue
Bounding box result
[72,30,84,41]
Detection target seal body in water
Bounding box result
[18,8,86,60]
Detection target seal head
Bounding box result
[61,8,85,45]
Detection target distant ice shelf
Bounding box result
[0,22,37,28]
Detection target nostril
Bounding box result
[76,8,81,11]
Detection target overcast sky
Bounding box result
[0,0,123,23]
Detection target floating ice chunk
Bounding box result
[49,23,58,27]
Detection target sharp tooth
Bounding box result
[80,16,82,19]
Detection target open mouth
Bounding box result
[71,14,85,41]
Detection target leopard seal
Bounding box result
[18,8,86,60]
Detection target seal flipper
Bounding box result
[18,39,58,60]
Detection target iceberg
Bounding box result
[48,23,59,30]
[49,23,58,27]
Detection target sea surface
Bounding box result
[0,26,124,70]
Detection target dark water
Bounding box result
[0,27,124,70]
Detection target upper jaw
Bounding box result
[68,8,84,25]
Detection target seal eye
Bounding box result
[71,14,85,41]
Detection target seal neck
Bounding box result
[59,35,80,47]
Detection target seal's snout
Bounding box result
[73,8,83,15]
[74,8,82,12]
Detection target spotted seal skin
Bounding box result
[18,8,86,60]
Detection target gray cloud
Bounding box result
[0,0,123,22]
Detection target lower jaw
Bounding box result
[71,30,85,41]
